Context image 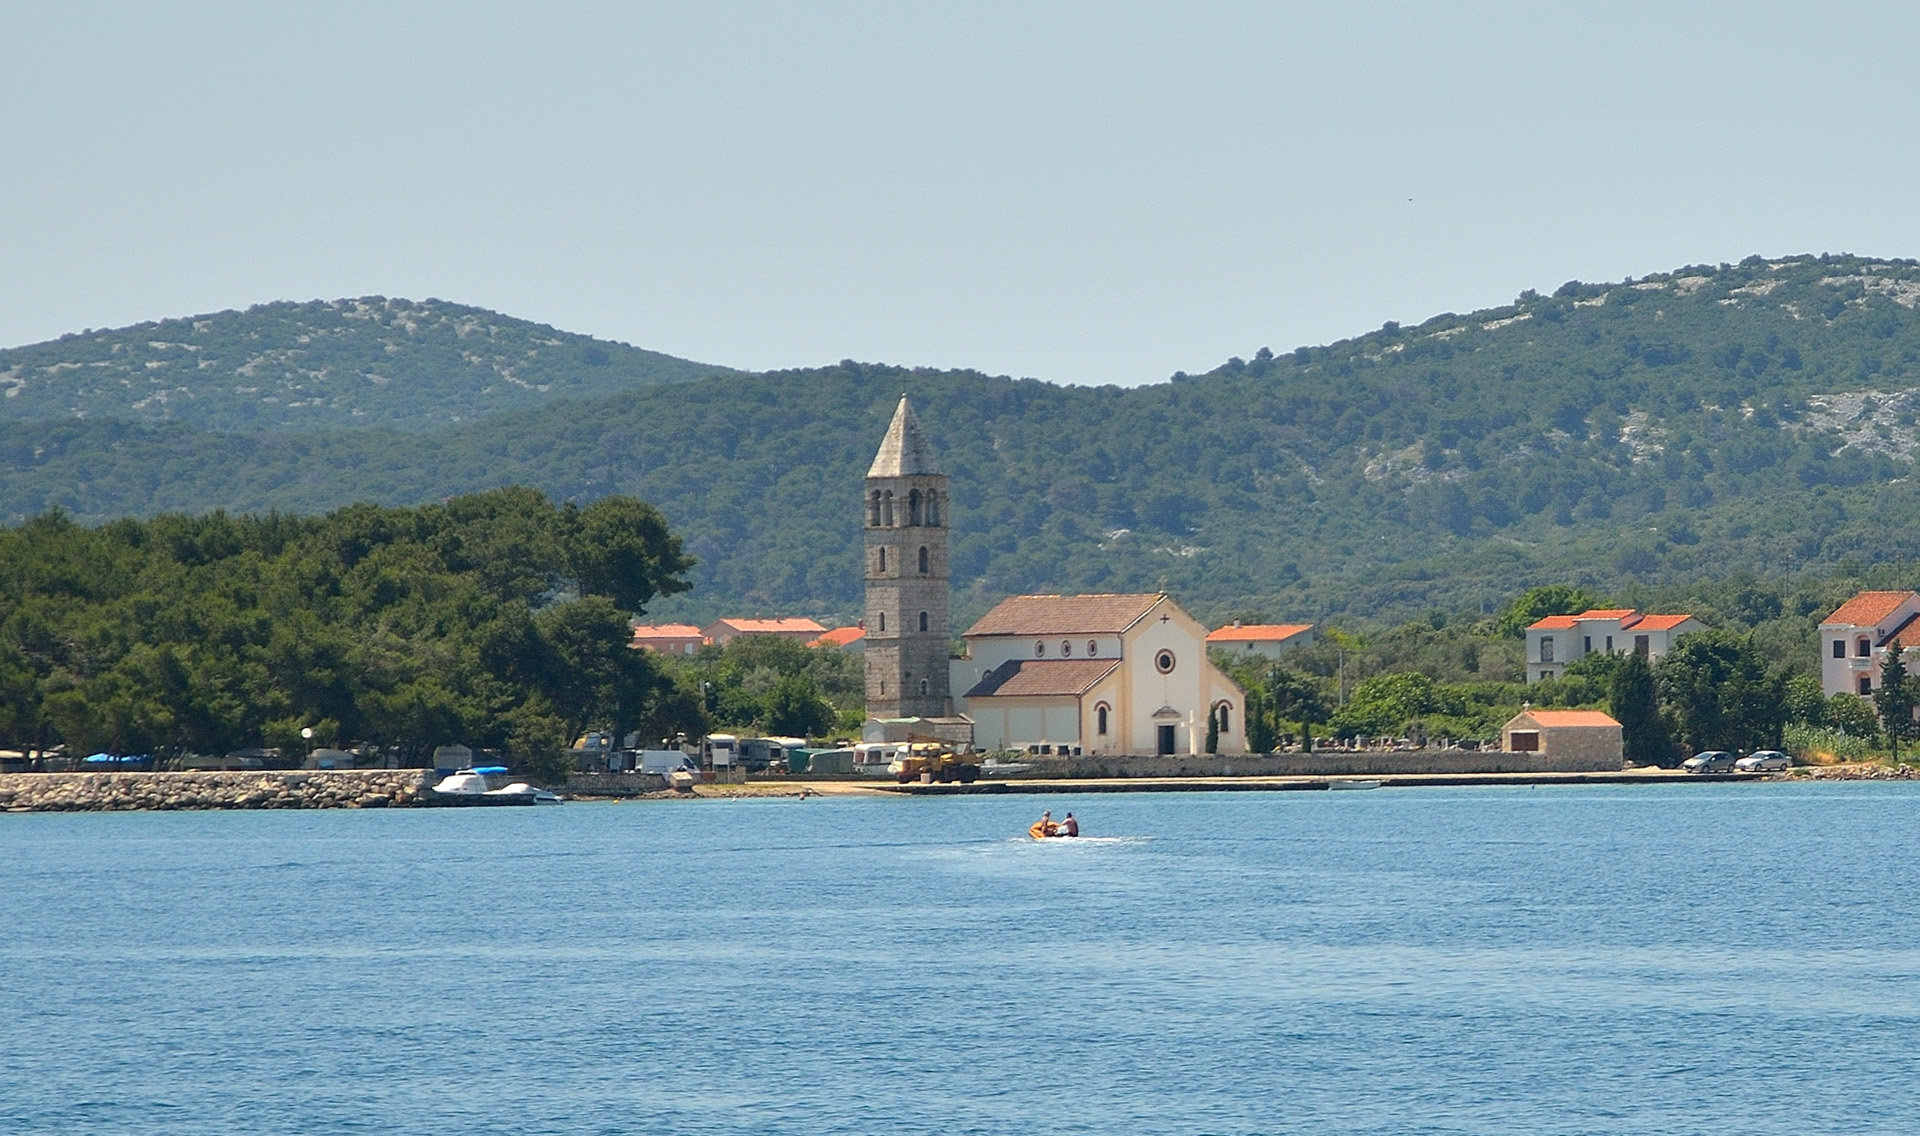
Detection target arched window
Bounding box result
[919,611,929,632]
[919,678,929,696]
[868,490,882,527]
[1035,640,1046,657]
[909,489,922,526]
[918,546,929,573]
[882,490,894,527]
[878,612,885,632]
[1215,702,1232,733]
[927,492,941,526]
[877,547,887,573]
[1095,703,1110,735]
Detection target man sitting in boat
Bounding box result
[1059,812,1078,837]
[1029,810,1058,839]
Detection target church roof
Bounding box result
[962,658,1121,699]
[867,395,941,477]
[965,593,1164,637]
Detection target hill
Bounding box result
[0,297,735,431]
[10,254,1920,631]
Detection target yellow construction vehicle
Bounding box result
[888,741,981,784]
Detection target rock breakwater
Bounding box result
[0,769,436,812]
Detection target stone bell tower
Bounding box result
[865,395,950,719]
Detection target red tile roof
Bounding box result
[706,617,829,636]
[963,658,1121,699]
[1574,608,1640,621]
[630,623,703,640]
[1527,615,1581,630]
[1885,614,1920,650]
[1207,623,1314,643]
[965,594,1164,637]
[1825,591,1920,628]
[1514,710,1620,728]
[1631,614,1696,631]
[809,626,866,648]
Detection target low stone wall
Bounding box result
[0,769,436,812]
[563,771,670,797]
[1023,749,1621,778]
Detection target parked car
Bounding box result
[1735,750,1792,772]
[1683,750,1739,773]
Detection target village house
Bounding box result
[1500,708,1624,770]
[810,625,866,652]
[1819,590,1920,697]
[701,616,829,647]
[1206,621,1316,657]
[949,593,1246,757]
[629,623,706,655]
[1525,608,1704,683]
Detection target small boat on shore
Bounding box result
[432,766,562,805]
[1327,779,1382,790]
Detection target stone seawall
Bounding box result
[0,769,436,812]
[1023,750,1621,778]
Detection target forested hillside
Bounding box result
[11,255,1920,631]
[0,297,734,431]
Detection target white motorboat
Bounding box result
[432,766,562,805]
[979,758,1033,777]
[1327,778,1382,790]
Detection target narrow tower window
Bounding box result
[919,611,928,632]
[869,491,882,527]
[909,489,922,525]
[918,546,929,573]
[927,493,940,526]
[882,491,894,527]
[878,612,885,632]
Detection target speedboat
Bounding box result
[432,766,562,805]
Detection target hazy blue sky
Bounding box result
[3,4,1918,386]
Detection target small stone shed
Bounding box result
[1500,709,1624,771]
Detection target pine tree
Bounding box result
[1874,647,1915,763]
[1205,705,1220,754]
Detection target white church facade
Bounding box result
[948,593,1246,756]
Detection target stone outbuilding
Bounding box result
[1500,709,1624,771]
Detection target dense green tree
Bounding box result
[0,489,694,779]
[1609,651,1674,766]
[1497,586,1605,638]
[1656,631,1786,753]
[1874,648,1917,761]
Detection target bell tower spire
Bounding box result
[865,395,949,720]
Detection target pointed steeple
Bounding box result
[867,395,940,477]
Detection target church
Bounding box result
[862,396,1245,756]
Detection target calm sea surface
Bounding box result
[4,783,1919,1135]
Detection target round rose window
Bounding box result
[1155,649,1175,674]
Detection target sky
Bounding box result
[4,3,1919,387]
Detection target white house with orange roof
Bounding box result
[630,623,706,656]
[1206,621,1316,658]
[950,593,1245,757]
[701,617,829,647]
[1526,608,1705,683]
[1819,590,1920,697]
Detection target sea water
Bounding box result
[3,783,1919,1135]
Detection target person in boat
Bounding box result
[1059,812,1078,837]
[1028,810,1059,839]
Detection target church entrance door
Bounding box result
[1156,725,1176,755]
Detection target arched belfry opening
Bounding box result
[864,395,950,720]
